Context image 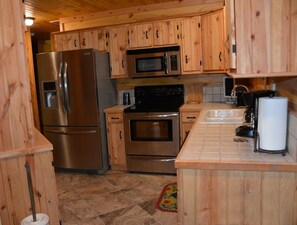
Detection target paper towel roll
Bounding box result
[257,97,288,151]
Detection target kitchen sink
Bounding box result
[198,108,245,124]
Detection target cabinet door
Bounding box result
[52,32,80,51]
[234,0,291,74]
[181,17,202,73]
[108,26,129,78]
[106,113,127,170]
[153,20,181,46]
[80,28,109,51]
[201,10,225,71]
[180,111,200,145]
[80,30,98,49]
[128,23,153,48]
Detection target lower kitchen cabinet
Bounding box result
[105,109,127,171]
[180,108,200,145]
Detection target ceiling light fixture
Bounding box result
[24,17,35,26]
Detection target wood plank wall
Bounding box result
[0,151,60,225]
[0,0,35,151]
[177,168,297,225]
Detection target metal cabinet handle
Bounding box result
[185,55,189,64]
[74,39,77,47]
[187,116,196,119]
[145,31,148,39]
[156,30,159,38]
[121,60,124,68]
[82,38,86,46]
[111,117,119,120]
[219,52,222,61]
[119,131,122,139]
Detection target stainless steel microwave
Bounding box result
[127,46,181,78]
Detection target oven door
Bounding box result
[124,112,180,156]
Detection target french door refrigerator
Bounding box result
[36,49,116,173]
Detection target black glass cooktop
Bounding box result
[124,84,184,113]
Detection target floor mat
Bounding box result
[156,182,177,213]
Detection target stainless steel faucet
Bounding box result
[231,84,249,97]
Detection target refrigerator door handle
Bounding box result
[63,62,71,112]
[58,62,66,113]
[45,129,97,135]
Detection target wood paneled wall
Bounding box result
[177,168,297,225]
[0,0,35,151]
[0,151,60,225]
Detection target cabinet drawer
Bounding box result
[181,112,200,122]
[107,113,123,123]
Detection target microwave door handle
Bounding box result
[164,53,168,74]
[63,62,71,112]
[58,62,66,113]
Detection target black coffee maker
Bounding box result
[236,90,275,138]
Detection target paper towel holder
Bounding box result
[254,131,288,156]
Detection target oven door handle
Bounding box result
[126,113,178,119]
[164,53,168,74]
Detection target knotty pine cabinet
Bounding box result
[153,20,181,46]
[79,28,109,51]
[105,111,127,171]
[128,19,182,48]
[181,17,203,74]
[180,110,200,145]
[108,26,129,78]
[201,9,225,71]
[52,31,80,51]
[128,23,153,48]
[226,0,293,75]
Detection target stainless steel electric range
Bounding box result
[124,84,184,174]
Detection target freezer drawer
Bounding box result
[43,126,104,171]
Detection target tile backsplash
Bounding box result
[117,89,135,105]
[203,85,228,103]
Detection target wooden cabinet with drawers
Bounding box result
[105,107,127,171]
[180,109,200,145]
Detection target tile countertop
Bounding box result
[175,104,297,172]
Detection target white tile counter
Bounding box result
[175,106,297,172]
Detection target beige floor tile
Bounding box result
[99,205,160,225]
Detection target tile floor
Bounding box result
[56,170,177,225]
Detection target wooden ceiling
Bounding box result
[23,0,177,37]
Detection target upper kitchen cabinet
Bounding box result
[128,23,153,48]
[153,20,182,46]
[201,9,225,71]
[181,16,202,74]
[108,26,129,78]
[52,31,80,51]
[128,19,181,48]
[79,28,109,51]
[226,0,295,76]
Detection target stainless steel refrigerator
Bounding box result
[36,49,116,173]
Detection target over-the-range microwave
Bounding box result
[127,46,181,78]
